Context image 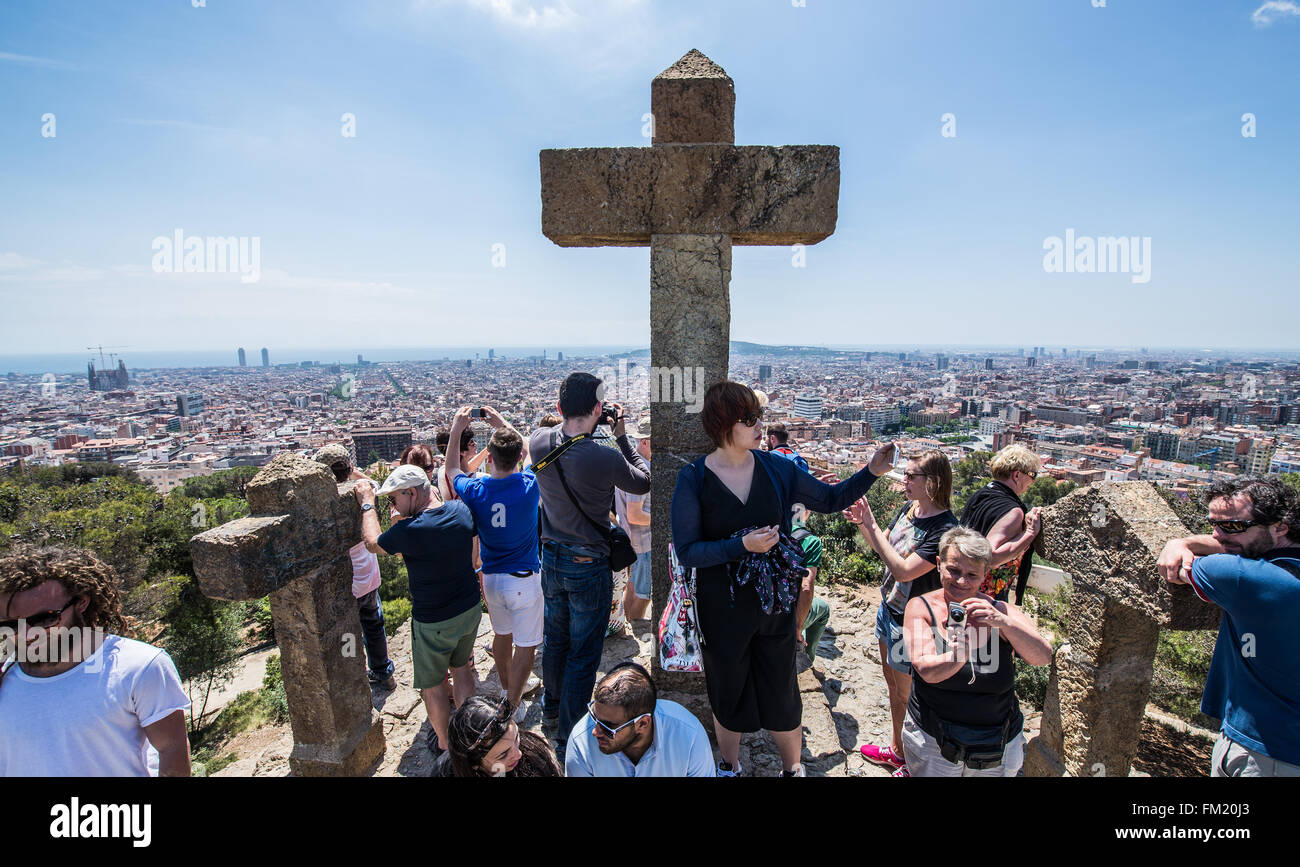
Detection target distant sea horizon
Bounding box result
[3,342,1296,376]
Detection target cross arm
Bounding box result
[540,144,839,247]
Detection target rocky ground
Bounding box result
[211,582,1213,777]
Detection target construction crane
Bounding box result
[86,345,130,368]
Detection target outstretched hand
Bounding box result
[868,442,897,476]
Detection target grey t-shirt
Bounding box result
[528,424,650,555]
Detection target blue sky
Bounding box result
[1,0,1297,356]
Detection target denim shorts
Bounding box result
[875,602,911,674]
[629,550,652,601]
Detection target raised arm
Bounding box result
[1158,534,1225,584]
[985,507,1040,569]
[446,406,472,487]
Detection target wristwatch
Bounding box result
[360,503,375,513]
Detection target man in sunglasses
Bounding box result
[564,662,714,777]
[0,546,191,776]
[1158,476,1300,777]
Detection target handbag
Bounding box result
[535,430,639,572]
[659,542,704,672]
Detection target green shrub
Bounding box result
[262,654,289,723]
[1014,657,1050,710]
[383,597,412,637]
[251,596,275,642]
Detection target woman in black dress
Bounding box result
[671,382,895,776]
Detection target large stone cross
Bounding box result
[540,49,840,685]
[189,453,385,775]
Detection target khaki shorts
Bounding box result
[901,714,1024,777]
[411,605,482,689]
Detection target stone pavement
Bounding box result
[216,585,961,777]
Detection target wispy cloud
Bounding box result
[1252,1,1300,27]
[422,0,578,29]
[0,50,76,71]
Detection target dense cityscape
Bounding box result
[4,344,1298,501]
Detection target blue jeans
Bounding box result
[357,589,394,681]
[540,540,612,751]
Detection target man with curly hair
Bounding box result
[0,545,192,776]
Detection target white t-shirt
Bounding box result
[349,540,382,598]
[0,634,191,776]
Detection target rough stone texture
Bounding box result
[651,48,735,145]
[1025,481,1212,778]
[1040,482,1218,630]
[189,453,385,776]
[647,233,729,691]
[540,145,840,247]
[540,51,841,699]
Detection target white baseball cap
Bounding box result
[376,464,432,496]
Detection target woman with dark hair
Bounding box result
[671,381,896,777]
[845,448,958,777]
[432,694,563,777]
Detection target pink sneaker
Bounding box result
[860,744,906,770]
[891,765,911,778]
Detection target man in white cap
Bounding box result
[314,444,395,691]
[354,464,483,755]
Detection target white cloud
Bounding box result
[0,51,76,70]
[415,0,651,32]
[1252,1,1300,27]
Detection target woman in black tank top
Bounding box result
[901,527,1052,776]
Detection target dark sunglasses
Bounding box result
[903,471,931,480]
[740,409,764,427]
[588,700,649,738]
[1207,518,1268,535]
[0,597,78,632]
[468,698,513,755]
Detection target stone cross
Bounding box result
[1024,482,1220,777]
[189,453,385,776]
[540,49,840,686]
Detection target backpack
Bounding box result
[773,446,810,474]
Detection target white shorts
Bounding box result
[901,714,1024,777]
[481,571,544,648]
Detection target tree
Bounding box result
[951,451,992,514]
[1022,476,1076,508]
[160,575,248,733]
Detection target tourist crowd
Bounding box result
[1,373,1297,779]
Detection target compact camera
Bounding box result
[947,601,968,628]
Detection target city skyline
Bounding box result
[2,1,1298,353]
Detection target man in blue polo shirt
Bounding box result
[448,405,540,722]
[565,662,715,777]
[1158,475,1300,777]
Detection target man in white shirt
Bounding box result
[0,545,191,776]
[565,662,715,777]
[315,445,396,690]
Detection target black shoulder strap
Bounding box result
[532,429,588,473]
[1264,554,1300,580]
[918,594,948,652]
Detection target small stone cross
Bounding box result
[189,453,385,776]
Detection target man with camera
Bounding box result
[528,372,650,759]
[1157,476,1300,777]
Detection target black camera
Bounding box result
[598,402,621,427]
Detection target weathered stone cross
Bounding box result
[539,49,840,686]
[190,453,385,775]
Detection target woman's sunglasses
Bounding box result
[739,409,765,427]
[468,698,513,755]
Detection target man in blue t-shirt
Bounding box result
[448,405,540,721]
[1159,475,1300,777]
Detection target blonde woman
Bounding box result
[844,449,957,777]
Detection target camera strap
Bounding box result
[920,595,977,685]
[531,430,589,472]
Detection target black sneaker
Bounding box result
[426,728,444,756]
